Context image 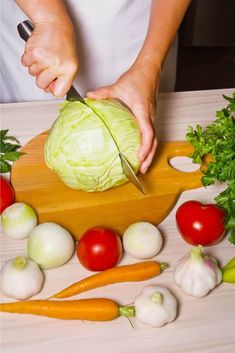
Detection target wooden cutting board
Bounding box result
[11,131,202,240]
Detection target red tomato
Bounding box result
[0,176,15,214]
[77,226,122,271]
[176,200,226,246]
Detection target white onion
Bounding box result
[1,203,37,239]
[27,222,75,269]
[123,222,163,259]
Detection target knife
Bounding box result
[17,20,145,194]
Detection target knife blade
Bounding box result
[17,20,145,194]
[120,153,145,194]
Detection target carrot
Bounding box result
[50,260,168,299]
[0,298,121,321]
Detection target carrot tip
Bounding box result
[46,295,55,300]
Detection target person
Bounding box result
[1,0,191,173]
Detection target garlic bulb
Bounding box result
[1,256,44,300]
[174,246,222,297]
[134,285,178,327]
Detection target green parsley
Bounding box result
[186,93,235,244]
[0,129,24,173]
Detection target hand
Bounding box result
[87,63,160,173]
[21,21,78,97]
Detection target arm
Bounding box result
[16,0,78,97]
[135,0,191,76]
[88,0,191,173]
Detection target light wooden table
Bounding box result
[1,88,235,353]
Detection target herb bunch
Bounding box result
[0,130,24,173]
[186,93,235,244]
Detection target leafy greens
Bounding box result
[186,93,235,244]
[0,130,24,173]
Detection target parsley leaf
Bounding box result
[228,230,235,244]
[0,130,24,173]
[186,93,235,245]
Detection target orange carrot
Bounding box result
[50,260,167,299]
[0,298,123,321]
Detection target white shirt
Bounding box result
[1,0,177,103]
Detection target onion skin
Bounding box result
[1,203,37,239]
[123,222,163,259]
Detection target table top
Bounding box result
[1,88,235,353]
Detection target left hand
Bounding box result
[86,63,160,173]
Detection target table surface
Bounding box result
[1,88,235,353]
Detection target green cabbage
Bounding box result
[44,98,141,192]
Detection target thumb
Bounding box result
[87,85,113,99]
[50,75,74,98]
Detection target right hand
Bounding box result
[21,21,79,97]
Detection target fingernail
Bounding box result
[53,82,66,97]
[141,163,148,174]
[54,88,65,97]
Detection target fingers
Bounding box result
[20,29,79,97]
[38,73,74,97]
[52,74,75,97]
[130,103,156,173]
[132,104,154,157]
[36,69,58,90]
[21,46,45,67]
[22,49,56,91]
[44,81,55,93]
[138,123,154,163]
[139,137,157,174]
[28,62,44,77]
[21,52,35,68]
[27,66,75,97]
[23,53,77,96]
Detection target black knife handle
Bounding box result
[17,20,34,41]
